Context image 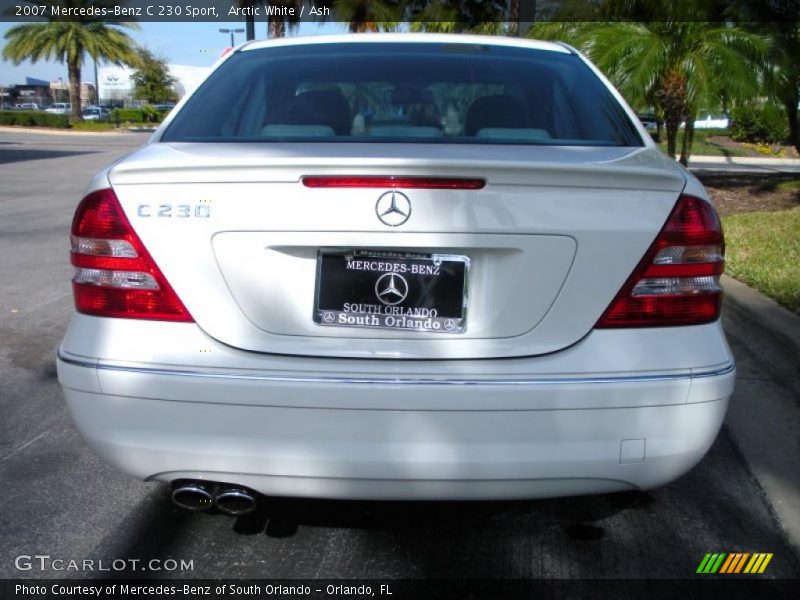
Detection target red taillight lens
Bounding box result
[596,194,724,328]
[302,176,486,189]
[70,189,193,322]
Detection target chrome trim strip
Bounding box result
[57,351,734,386]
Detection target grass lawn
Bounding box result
[656,128,748,158]
[722,206,800,314]
[775,179,800,192]
[69,121,118,132]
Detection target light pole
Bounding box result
[219,28,245,48]
[58,77,63,103]
[94,58,99,106]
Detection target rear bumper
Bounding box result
[57,340,734,500]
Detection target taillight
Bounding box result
[70,188,193,322]
[596,194,724,328]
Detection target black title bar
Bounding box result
[1,1,799,24]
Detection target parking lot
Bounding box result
[0,129,798,583]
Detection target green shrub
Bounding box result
[110,106,163,124]
[0,110,70,128]
[140,104,160,122]
[730,103,788,144]
[110,108,142,123]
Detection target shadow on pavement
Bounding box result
[80,430,800,580]
[0,148,99,165]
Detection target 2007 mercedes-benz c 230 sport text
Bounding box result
[57,34,735,515]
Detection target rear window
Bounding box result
[162,42,642,147]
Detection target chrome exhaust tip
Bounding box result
[214,486,258,516]
[171,481,215,511]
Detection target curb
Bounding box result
[722,275,800,366]
[0,125,152,136]
[721,275,800,557]
[691,156,800,167]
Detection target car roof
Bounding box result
[241,33,571,55]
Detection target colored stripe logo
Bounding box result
[697,552,773,574]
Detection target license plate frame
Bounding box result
[313,250,469,334]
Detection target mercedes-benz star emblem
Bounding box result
[375,272,409,305]
[375,190,411,227]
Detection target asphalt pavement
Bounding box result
[0,130,798,583]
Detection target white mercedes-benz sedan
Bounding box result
[57,34,735,514]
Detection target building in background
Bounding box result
[98,64,210,106]
[49,80,96,107]
[4,77,55,108]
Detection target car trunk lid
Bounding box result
[108,143,685,359]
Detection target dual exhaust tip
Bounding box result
[171,480,257,516]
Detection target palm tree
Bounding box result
[408,0,507,33]
[3,0,139,121]
[408,1,463,33]
[595,21,763,163]
[264,0,303,38]
[531,6,765,164]
[732,0,800,153]
[764,23,800,153]
[333,0,401,33]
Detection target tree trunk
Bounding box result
[665,118,679,158]
[659,70,687,161]
[349,6,367,32]
[509,0,519,36]
[655,118,663,143]
[268,19,285,38]
[679,110,695,166]
[244,0,255,40]
[67,55,82,122]
[784,96,799,154]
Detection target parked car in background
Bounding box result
[81,106,110,121]
[694,114,730,129]
[14,102,40,110]
[46,102,71,114]
[57,34,734,515]
[638,113,658,131]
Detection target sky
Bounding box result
[0,20,346,86]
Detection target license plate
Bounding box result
[314,250,469,333]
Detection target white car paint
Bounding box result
[57,34,734,501]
